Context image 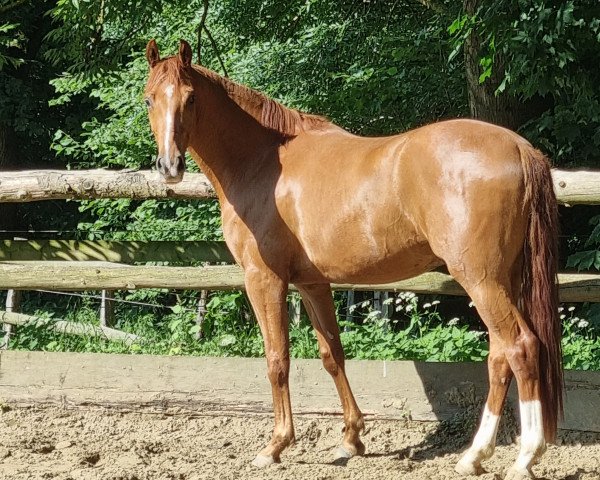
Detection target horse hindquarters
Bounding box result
[438,146,561,478]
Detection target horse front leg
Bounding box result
[297,283,365,460]
[245,268,294,467]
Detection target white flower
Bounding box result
[468,301,475,308]
[406,305,414,312]
[423,303,432,309]
[558,307,564,313]
[568,306,576,312]
[560,314,566,320]
[448,318,459,326]
[577,319,589,328]
[431,300,440,306]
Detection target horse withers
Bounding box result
[144,39,562,480]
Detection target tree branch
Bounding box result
[196,0,209,64]
[203,24,228,77]
[415,0,447,15]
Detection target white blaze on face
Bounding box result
[163,84,175,160]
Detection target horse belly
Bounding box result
[291,221,442,285]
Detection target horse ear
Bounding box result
[179,39,192,68]
[146,39,160,67]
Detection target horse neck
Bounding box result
[187,72,281,201]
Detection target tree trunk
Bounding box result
[463,0,523,129]
[0,124,18,234]
[463,0,553,130]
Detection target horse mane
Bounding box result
[146,57,329,138]
[195,65,329,138]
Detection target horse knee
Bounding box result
[266,352,289,386]
[320,345,343,376]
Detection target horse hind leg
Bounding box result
[297,283,365,461]
[456,334,513,475]
[454,279,547,479]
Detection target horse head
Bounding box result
[144,39,196,184]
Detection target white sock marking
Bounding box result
[459,404,500,467]
[515,400,545,471]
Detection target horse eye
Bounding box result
[144,98,152,108]
[187,94,195,105]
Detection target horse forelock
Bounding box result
[145,57,192,93]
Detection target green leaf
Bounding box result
[218,334,236,347]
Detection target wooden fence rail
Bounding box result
[0,168,599,205]
[0,169,214,202]
[1,262,599,302]
[0,240,234,263]
[0,311,140,344]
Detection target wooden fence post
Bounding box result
[195,290,208,340]
[2,235,25,349]
[100,290,115,328]
[288,293,302,325]
[1,289,21,349]
[345,290,355,323]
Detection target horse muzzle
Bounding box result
[156,155,185,184]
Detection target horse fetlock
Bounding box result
[455,447,493,477]
[455,457,487,476]
[271,428,295,450]
[505,465,535,480]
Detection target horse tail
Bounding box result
[519,144,563,442]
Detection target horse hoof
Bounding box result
[334,446,353,461]
[455,459,487,476]
[251,454,276,468]
[333,442,365,461]
[504,466,534,480]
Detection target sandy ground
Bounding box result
[0,405,598,480]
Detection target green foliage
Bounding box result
[341,294,488,362]
[560,305,600,370]
[449,1,600,166]
[0,23,22,71]
[567,215,600,271]
[6,290,598,371]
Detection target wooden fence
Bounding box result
[1,168,600,343]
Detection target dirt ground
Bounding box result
[0,405,598,480]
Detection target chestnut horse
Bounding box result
[144,40,562,480]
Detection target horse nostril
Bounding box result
[176,155,184,171]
